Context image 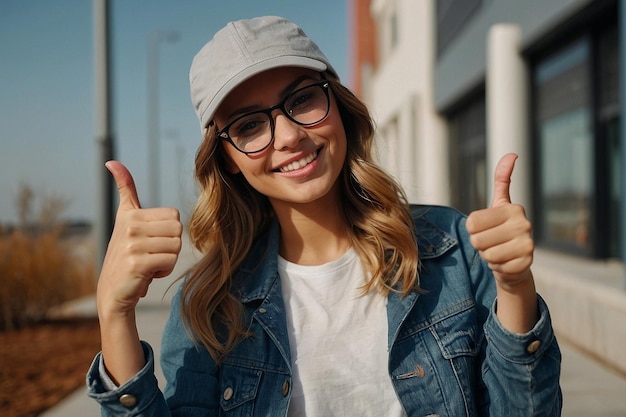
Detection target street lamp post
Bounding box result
[164,127,185,212]
[94,0,115,269]
[619,0,626,290]
[147,30,179,208]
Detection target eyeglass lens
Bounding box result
[225,83,329,153]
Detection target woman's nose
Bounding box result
[272,113,306,150]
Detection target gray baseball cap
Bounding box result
[189,16,338,131]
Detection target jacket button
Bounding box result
[119,394,137,408]
[526,340,541,353]
[223,387,234,401]
[282,380,290,397]
[258,308,267,314]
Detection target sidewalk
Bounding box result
[559,336,626,417]
[41,241,626,416]
[41,236,201,417]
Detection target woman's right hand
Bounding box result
[97,160,183,385]
[98,161,183,317]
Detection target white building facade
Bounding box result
[364,0,449,205]
[354,0,626,375]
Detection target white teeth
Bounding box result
[280,152,317,172]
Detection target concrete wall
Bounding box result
[533,250,626,375]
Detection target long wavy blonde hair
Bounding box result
[182,74,419,362]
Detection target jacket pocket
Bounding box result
[219,366,262,413]
[429,302,479,360]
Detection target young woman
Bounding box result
[88,15,562,416]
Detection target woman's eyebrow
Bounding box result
[224,75,322,123]
[224,104,263,122]
[278,75,320,97]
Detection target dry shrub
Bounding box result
[0,185,96,330]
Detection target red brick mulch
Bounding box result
[0,318,101,417]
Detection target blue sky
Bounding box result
[0,0,349,225]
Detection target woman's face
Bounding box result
[214,67,347,209]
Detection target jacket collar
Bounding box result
[230,220,281,304]
[410,205,458,259]
[230,207,458,303]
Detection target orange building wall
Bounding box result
[349,0,377,97]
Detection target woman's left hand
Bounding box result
[465,153,534,290]
[466,153,538,333]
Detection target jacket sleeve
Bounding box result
[482,294,562,416]
[86,342,172,416]
[86,290,221,416]
[465,237,562,416]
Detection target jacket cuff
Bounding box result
[86,341,161,413]
[484,294,555,364]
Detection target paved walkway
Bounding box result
[42,238,626,416]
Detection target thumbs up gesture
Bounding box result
[97,161,183,316]
[465,153,534,289]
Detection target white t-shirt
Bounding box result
[278,248,405,417]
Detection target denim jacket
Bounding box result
[87,205,562,416]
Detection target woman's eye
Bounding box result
[237,121,258,133]
[288,92,313,110]
[234,115,267,135]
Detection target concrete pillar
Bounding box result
[416,0,449,206]
[486,24,530,211]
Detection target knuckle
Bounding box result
[523,239,535,254]
[465,215,478,233]
[166,207,180,219]
[174,222,184,236]
[479,248,492,261]
[126,254,143,273]
[469,234,482,249]
[125,239,143,255]
[126,224,141,237]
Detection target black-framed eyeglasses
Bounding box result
[216,81,330,154]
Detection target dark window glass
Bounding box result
[390,11,398,49]
[597,26,621,258]
[448,95,487,214]
[532,20,621,258]
[534,38,593,253]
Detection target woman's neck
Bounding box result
[272,199,351,266]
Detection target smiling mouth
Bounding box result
[278,150,320,173]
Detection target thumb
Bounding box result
[491,153,518,208]
[105,160,142,210]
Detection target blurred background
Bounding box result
[0,0,349,226]
[2,0,626,416]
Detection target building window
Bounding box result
[390,10,398,50]
[382,116,400,179]
[532,21,620,258]
[534,38,592,254]
[376,1,400,59]
[596,25,621,258]
[448,95,487,214]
